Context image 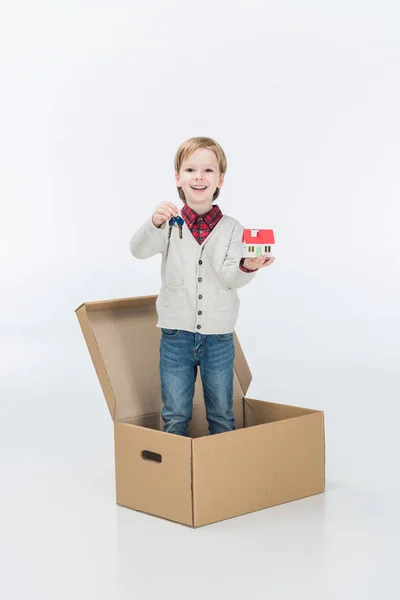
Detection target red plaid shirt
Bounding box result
[181,203,253,272]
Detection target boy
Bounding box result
[129,137,275,437]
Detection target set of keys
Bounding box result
[168,215,184,239]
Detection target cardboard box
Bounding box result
[75,295,325,527]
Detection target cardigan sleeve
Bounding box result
[129,216,168,258]
[220,221,257,288]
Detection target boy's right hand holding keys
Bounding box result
[152,202,180,228]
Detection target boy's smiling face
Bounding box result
[175,147,224,214]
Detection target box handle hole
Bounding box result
[141,450,162,463]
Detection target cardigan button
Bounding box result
[198,311,202,315]
[198,260,202,265]
[198,277,202,282]
[197,325,201,329]
[198,294,202,299]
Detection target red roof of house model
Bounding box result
[242,229,275,244]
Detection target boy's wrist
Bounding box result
[240,258,255,272]
[151,216,165,229]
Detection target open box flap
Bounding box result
[75,295,252,422]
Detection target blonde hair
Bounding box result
[174,136,227,203]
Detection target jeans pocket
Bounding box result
[161,328,179,337]
[216,332,234,341]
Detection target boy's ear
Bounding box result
[175,170,181,186]
[218,173,225,187]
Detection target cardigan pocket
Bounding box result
[164,282,185,308]
[214,288,237,312]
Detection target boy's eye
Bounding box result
[185,168,214,172]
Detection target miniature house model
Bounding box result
[242,228,275,258]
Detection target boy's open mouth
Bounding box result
[191,186,207,193]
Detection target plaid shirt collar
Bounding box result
[181,202,223,229]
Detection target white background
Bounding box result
[1,1,399,599]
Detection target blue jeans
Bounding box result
[159,328,236,436]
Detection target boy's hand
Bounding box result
[152,202,180,228]
[243,254,275,271]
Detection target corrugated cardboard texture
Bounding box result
[75,296,251,428]
[114,421,193,526]
[192,410,325,527]
[244,397,316,426]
